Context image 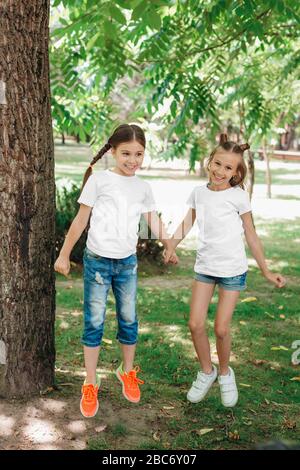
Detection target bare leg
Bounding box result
[120,343,136,373]
[214,289,240,376]
[83,345,100,385]
[189,280,216,374]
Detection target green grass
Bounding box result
[111,423,129,438]
[54,216,300,450]
[254,168,300,186]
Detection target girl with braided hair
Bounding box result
[55,124,177,417]
[164,134,286,408]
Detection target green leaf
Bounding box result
[79,126,86,143]
[147,9,162,30]
[59,18,69,26]
[192,109,199,124]
[114,0,133,9]
[109,5,127,25]
[251,21,264,39]
[241,40,247,53]
[170,100,177,118]
[131,1,148,21]
[104,19,117,38]
[52,27,66,38]
[86,32,101,51]
[131,0,145,8]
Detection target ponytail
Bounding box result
[219,133,228,145]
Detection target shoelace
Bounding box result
[127,367,144,389]
[82,384,97,403]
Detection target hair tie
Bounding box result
[240,143,250,152]
[219,133,228,145]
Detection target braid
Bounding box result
[80,142,111,193]
[90,142,112,168]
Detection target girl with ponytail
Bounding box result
[54,124,177,418]
[164,133,286,408]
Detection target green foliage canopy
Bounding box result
[50,0,300,166]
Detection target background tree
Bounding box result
[50,0,300,164]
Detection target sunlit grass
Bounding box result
[55,216,300,450]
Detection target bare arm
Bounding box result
[171,208,196,249]
[241,211,286,288]
[54,204,92,276]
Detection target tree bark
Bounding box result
[0,0,55,398]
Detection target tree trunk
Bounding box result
[263,140,272,199]
[0,1,56,398]
[199,157,206,178]
[247,150,255,200]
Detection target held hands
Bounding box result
[163,248,178,265]
[163,240,179,265]
[54,255,71,278]
[264,270,286,288]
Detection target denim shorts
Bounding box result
[82,246,138,347]
[194,271,247,291]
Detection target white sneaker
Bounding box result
[187,365,217,403]
[218,367,238,407]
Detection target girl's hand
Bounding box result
[54,255,71,277]
[264,271,286,288]
[163,248,179,265]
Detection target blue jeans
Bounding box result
[194,271,247,291]
[82,247,138,347]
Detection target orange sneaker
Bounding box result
[80,377,100,418]
[116,363,144,403]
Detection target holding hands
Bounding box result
[163,239,178,265]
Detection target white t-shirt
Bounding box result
[77,169,156,258]
[186,184,252,277]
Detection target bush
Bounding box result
[137,214,164,262]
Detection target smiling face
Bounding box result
[111,140,145,177]
[208,150,241,190]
